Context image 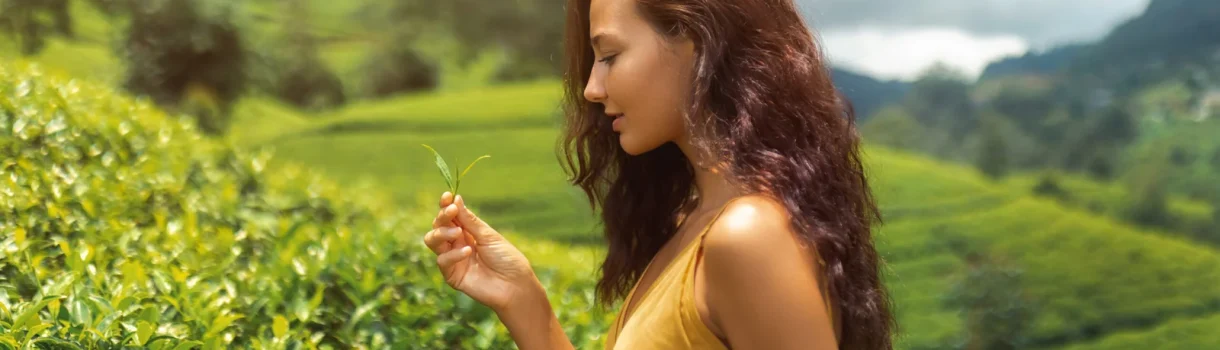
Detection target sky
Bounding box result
[798,0,1152,81]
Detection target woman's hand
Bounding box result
[423,192,540,313]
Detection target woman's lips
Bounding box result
[610,114,624,131]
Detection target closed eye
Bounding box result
[598,54,618,64]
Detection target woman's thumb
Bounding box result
[454,195,500,244]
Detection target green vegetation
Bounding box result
[0,62,611,349]
[5,0,1220,348]
[1061,314,1220,350]
[420,144,490,196]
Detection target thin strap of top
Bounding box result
[612,197,742,335]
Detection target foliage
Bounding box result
[0,62,611,349]
[358,44,439,98]
[247,0,346,111]
[0,0,73,55]
[116,0,248,135]
[944,254,1036,350]
[1060,313,1220,350]
[867,148,1220,349]
[975,116,1009,179]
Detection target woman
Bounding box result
[421,0,894,348]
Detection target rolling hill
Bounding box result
[226,79,1220,349]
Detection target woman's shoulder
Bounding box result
[698,194,836,346]
[702,194,804,260]
[709,194,792,240]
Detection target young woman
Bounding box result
[421,0,895,348]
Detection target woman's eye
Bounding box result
[598,54,618,64]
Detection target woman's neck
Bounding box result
[675,136,740,211]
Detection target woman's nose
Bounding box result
[584,71,607,103]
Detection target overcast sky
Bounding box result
[798,0,1151,81]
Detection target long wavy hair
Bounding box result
[557,0,895,348]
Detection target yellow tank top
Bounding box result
[604,199,839,350]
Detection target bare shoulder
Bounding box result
[700,195,837,348]
[704,194,802,255]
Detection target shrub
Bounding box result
[360,45,439,98]
[118,0,247,135]
[0,62,609,348]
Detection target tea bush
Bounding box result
[0,62,611,349]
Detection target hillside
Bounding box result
[219,76,1220,349]
[831,68,910,120]
[980,44,1086,80]
[1074,0,1220,79]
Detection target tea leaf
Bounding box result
[171,341,203,350]
[272,315,289,338]
[421,144,454,192]
[456,155,491,194]
[136,321,155,346]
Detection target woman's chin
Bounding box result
[618,134,660,156]
[618,134,644,156]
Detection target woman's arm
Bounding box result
[424,193,575,350]
[494,278,575,350]
[701,196,839,349]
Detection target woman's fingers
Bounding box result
[432,203,459,229]
[453,195,501,244]
[437,246,473,270]
[424,226,463,254]
[439,191,454,208]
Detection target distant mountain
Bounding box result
[980,44,1087,80]
[831,68,910,121]
[1068,0,1220,92]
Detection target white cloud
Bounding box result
[799,0,1150,47]
[818,26,1030,81]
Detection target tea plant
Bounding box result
[0,62,611,349]
[420,144,489,195]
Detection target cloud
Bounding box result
[795,0,1150,80]
[798,0,1150,47]
[819,27,1029,81]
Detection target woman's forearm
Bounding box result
[494,278,575,350]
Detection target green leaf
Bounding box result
[421,144,454,192]
[23,323,52,344]
[139,306,159,325]
[136,321,155,346]
[456,155,491,194]
[342,301,380,334]
[29,337,83,350]
[13,298,53,330]
[419,145,458,195]
[272,315,288,338]
[170,341,203,350]
[204,313,243,339]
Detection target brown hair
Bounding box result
[558,0,895,348]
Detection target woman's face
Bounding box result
[584,0,697,156]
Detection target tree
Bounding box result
[118,0,247,135]
[976,116,1009,179]
[0,0,73,55]
[250,0,346,110]
[362,0,565,89]
[945,253,1036,350]
[1211,146,1220,170]
[903,63,979,149]
[1125,163,1171,228]
[1059,106,1138,179]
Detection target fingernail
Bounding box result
[447,227,462,236]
